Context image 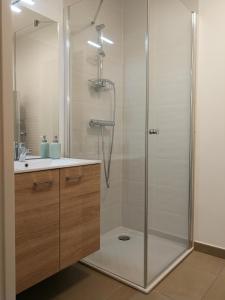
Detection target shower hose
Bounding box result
[101,82,116,188]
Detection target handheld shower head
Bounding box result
[98,49,105,57]
[96,24,105,31]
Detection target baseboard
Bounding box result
[194,242,225,259]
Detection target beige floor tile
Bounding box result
[54,266,122,300]
[17,253,225,300]
[106,285,137,300]
[156,264,216,300]
[17,263,121,300]
[106,286,170,300]
[129,291,171,300]
[182,251,225,276]
[17,264,88,300]
[203,267,225,300]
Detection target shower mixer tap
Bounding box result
[89,119,115,128]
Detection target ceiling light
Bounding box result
[87,41,101,48]
[21,0,35,5]
[11,4,22,13]
[101,36,114,45]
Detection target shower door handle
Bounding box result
[149,129,159,135]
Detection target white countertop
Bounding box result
[14,158,101,174]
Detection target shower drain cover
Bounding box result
[118,235,131,241]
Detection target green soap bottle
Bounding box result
[49,136,61,159]
[40,135,49,158]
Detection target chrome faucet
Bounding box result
[14,143,30,161]
[19,147,28,162]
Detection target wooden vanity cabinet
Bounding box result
[60,164,101,269]
[15,170,60,294]
[15,164,100,294]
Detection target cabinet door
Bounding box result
[15,170,60,294]
[60,164,100,269]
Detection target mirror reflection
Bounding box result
[12,6,59,158]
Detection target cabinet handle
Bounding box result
[65,175,82,184]
[33,181,53,190]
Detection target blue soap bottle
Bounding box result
[40,135,49,158]
[49,136,61,159]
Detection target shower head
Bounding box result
[96,24,105,32]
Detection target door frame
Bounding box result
[0,0,16,299]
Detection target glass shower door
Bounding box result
[66,0,194,291]
[147,0,193,283]
[67,0,148,288]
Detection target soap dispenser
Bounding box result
[49,136,61,159]
[40,135,49,158]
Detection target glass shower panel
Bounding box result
[147,0,193,283]
[68,0,148,287]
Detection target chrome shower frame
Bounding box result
[63,7,71,157]
[63,1,197,294]
[142,9,198,293]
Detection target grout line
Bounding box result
[155,290,175,300]
[78,262,125,300]
[200,265,225,300]
[103,283,127,300]
[154,252,225,300]
[159,289,179,300]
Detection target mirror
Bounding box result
[12,6,59,157]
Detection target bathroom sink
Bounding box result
[14,158,101,173]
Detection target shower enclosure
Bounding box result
[64,0,196,292]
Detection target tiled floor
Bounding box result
[17,251,225,300]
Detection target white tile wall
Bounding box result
[69,0,124,233]
[122,0,147,232]
[69,0,192,240]
[148,0,192,239]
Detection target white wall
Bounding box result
[194,0,225,249]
